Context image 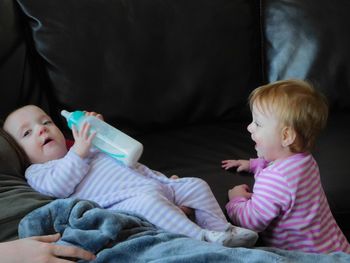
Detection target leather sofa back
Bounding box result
[263,0,350,111]
[0,0,51,120]
[1,0,350,132]
[1,0,262,134]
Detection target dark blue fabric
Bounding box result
[19,198,350,263]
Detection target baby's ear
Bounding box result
[281,126,296,148]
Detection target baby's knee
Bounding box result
[189,177,212,191]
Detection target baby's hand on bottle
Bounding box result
[84,111,104,121]
[72,122,96,158]
[221,159,250,172]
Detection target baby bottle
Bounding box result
[61,110,143,167]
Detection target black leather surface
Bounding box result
[0,0,51,120]
[15,0,262,132]
[138,120,256,210]
[312,112,350,236]
[263,0,350,111]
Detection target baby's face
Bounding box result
[4,105,68,164]
[247,103,284,162]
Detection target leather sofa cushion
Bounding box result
[263,0,350,111]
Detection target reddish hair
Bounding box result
[249,79,328,153]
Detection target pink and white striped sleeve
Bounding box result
[226,168,291,232]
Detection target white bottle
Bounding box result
[61,110,143,167]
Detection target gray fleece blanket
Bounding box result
[18,199,350,262]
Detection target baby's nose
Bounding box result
[39,126,48,135]
[247,123,253,133]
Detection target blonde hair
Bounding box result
[249,79,328,153]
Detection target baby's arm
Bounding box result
[221,159,250,172]
[228,184,252,200]
[25,149,91,198]
[225,171,291,232]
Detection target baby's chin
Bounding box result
[52,146,68,159]
[256,152,269,161]
[30,148,68,164]
[55,149,68,160]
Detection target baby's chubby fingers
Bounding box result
[72,122,96,142]
[221,160,237,170]
[84,111,104,120]
[80,121,91,137]
[81,122,97,143]
[72,124,79,139]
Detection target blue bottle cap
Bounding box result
[61,110,85,129]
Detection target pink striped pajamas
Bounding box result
[226,153,350,253]
[25,148,230,240]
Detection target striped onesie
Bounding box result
[226,153,350,253]
[25,148,230,240]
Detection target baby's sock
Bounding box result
[225,224,258,247]
[202,226,258,248]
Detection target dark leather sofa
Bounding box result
[0,0,349,243]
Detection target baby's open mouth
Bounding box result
[43,138,53,145]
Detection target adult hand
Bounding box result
[0,233,96,263]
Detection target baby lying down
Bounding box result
[3,105,258,247]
